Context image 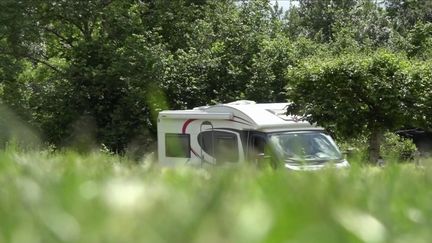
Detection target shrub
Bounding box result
[381,132,418,162]
[339,132,418,163]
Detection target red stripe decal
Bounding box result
[182,119,196,134]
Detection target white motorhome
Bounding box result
[157,100,349,170]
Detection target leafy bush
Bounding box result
[337,135,369,164]
[338,132,418,164]
[381,132,418,162]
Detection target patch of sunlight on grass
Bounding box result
[334,208,386,243]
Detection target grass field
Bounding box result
[0,149,432,243]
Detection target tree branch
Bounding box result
[51,14,87,39]
[0,46,65,74]
[43,26,75,48]
[101,0,113,8]
[24,54,65,74]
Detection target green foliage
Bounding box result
[286,50,420,162]
[0,0,169,153]
[140,0,208,51]
[406,22,432,59]
[339,132,418,163]
[285,0,358,42]
[2,0,432,156]
[1,150,432,242]
[409,60,432,128]
[163,0,290,108]
[0,104,40,150]
[381,133,418,161]
[331,0,392,50]
[287,50,413,136]
[385,0,432,35]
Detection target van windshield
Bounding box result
[268,131,342,163]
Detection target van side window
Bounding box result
[165,133,190,158]
[248,135,267,161]
[252,136,266,154]
[198,131,239,162]
[215,136,239,162]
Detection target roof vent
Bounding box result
[193,105,210,110]
[266,109,286,116]
[227,100,256,105]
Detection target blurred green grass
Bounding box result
[0,149,432,243]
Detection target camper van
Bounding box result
[157,100,349,170]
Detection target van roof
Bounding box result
[159,100,322,132]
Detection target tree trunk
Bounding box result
[368,129,383,164]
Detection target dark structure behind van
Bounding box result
[397,129,432,156]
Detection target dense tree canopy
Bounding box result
[286,51,422,161]
[1,0,432,160]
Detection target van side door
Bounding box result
[198,130,243,164]
[248,133,267,161]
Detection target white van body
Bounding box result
[157,100,349,170]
